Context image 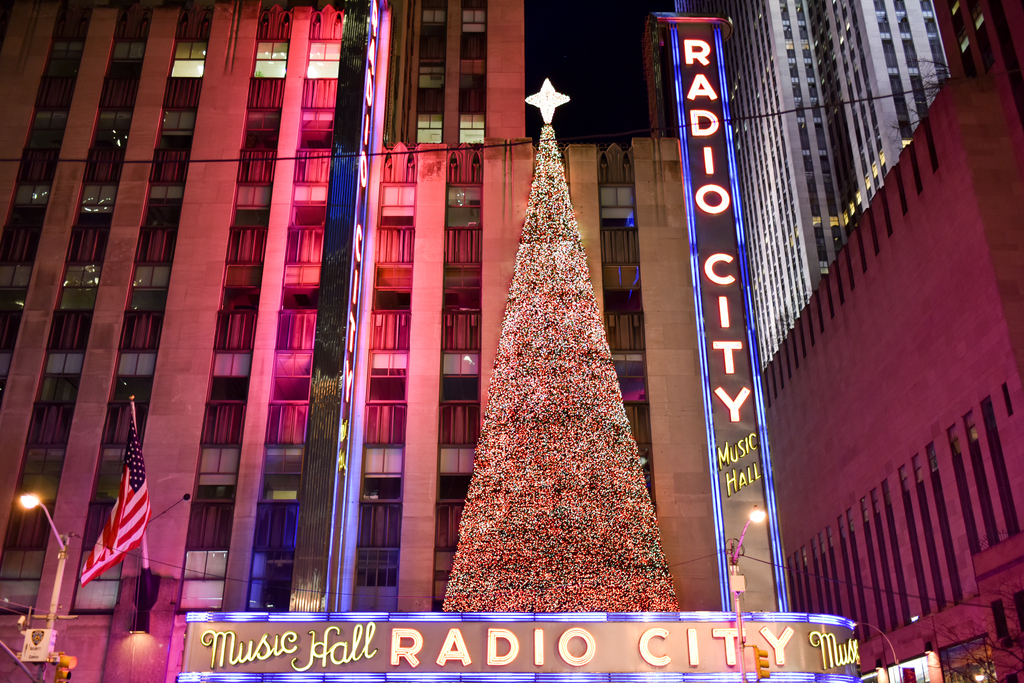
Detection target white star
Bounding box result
[526,78,570,124]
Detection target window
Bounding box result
[248,503,298,611]
[111,40,146,61]
[603,265,642,312]
[117,351,157,377]
[459,114,484,143]
[612,353,646,401]
[15,184,51,207]
[417,114,442,143]
[374,265,413,310]
[244,111,281,149]
[211,351,251,402]
[272,352,311,402]
[307,41,340,79]
[363,447,402,500]
[145,185,184,226]
[181,550,228,608]
[423,7,446,23]
[171,41,207,78]
[600,186,635,227]
[39,352,84,402]
[441,352,479,402]
[356,548,399,588]
[380,185,415,227]
[197,447,240,500]
[447,187,481,227]
[80,183,117,219]
[439,446,473,500]
[47,41,84,77]
[263,446,302,500]
[369,353,407,402]
[20,448,66,501]
[108,40,145,79]
[419,64,444,88]
[59,265,101,310]
[299,111,333,149]
[160,110,196,148]
[444,266,481,310]
[130,264,171,311]
[235,185,272,226]
[29,111,68,149]
[73,503,120,610]
[0,264,31,289]
[91,111,132,150]
[462,8,485,31]
[254,41,288,78]
[93,448,125,501]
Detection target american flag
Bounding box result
[81,406,151,586]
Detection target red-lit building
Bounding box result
[764,2,1024,680]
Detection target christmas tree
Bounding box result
[443,80,678,613]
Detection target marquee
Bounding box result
[179,612,859,681]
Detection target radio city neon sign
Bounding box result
[664,14,787,610]
[338,0,384,461]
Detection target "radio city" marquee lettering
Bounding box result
[181,615,859,677]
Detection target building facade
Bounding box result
[0,2,738,682]
[762,10,1024,682]
[675,0,947,361]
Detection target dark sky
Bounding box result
[523,0,676,142]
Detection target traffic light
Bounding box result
[754,647,770,680]
[53,653,77,682]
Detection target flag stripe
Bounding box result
[81,406,151,586]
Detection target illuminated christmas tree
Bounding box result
[443,80,678,613]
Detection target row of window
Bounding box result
[790,391,1018,638]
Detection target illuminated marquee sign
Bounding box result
[338,0,385,463]
[179,612,858,680]
[657,15,787,611]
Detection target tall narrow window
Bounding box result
[899,464,930,616]
[948,426,981,553]
[928,442,963,602]
[980,398,1018,536]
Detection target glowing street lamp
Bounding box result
[728,506,766,682]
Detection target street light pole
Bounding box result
[729,506,766,683]
[20,495,68,630]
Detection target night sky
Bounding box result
[523,0,676,142]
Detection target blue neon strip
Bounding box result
[712,26,789,611]
[177,674,861,683]
[669,24,730,611]
[185,612,848,626]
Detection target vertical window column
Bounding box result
[458,0,486,142]
[354,183,415,611]
[434,176,480,609]
[598,177,653,493]
[416,0,447,142]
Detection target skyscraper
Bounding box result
[675,0,947,358]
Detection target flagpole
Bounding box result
[129,396,150,571]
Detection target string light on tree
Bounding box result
[442,80,678,613]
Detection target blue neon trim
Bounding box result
[178,676,862,683]
[712,26,789,611]
[669,24,731,612]
[184,611,847,626]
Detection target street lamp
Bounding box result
[728,506,766,683]
[20,493,68,630]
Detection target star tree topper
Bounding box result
[526,78,570,124]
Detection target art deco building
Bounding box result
[0,2,736,681]
[675,0,948,359]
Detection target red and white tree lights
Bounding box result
[442,81,678,613]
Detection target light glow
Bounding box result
[639,628,671,667]
[391,629,423,667]
[435,628,471,666]
[558,628,596,667]
[486,629,519,666]
[19,494,40,509]
[525,78,570,124]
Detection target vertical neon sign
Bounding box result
[339,0,384,466]
[662,15,788,611]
